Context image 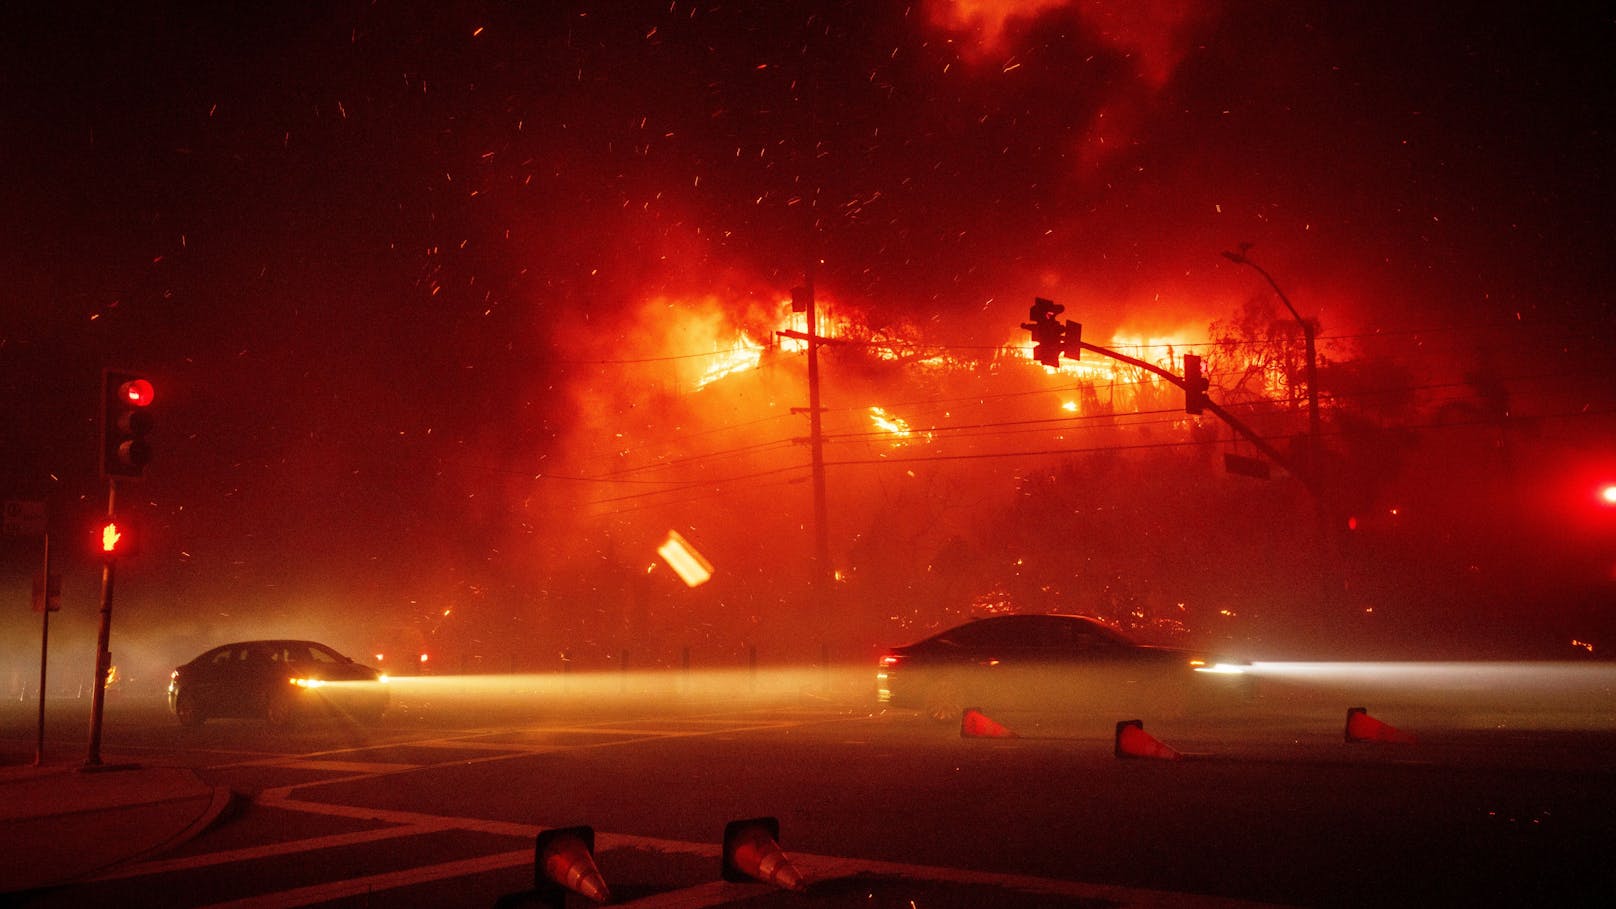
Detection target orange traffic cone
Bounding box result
[1344,707,1416,744]
[722,817,807,892]
[961,707,1019,739]
[1114,719,1182,760]
[534,826,611,905]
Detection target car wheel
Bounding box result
[265,691,298,727]
[175,692,206,727]
[923,678,965,724]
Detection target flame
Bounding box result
[869,406,910,439]
[868,406,934,446]
[695,332,767,390]
[1002,322,1299,415]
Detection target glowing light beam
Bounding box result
[657,529,714,587]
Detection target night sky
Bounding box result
[4,2,1614,683]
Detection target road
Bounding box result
[4,664,1615,907]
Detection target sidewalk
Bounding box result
[0,754,234,895]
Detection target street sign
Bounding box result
[1224,453,1272,480]
[3,500,46,537]
[31,574,62,612]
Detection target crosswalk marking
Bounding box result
[192,848,533,909]
[125,785,1287,909]
[95,824,449,881]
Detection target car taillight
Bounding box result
[290,677,326,688]
[879,654,902,669]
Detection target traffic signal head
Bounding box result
[1021,299,1072,368]
[1028,297,1065,322]
[1061,320,1082,361]
[99,518,139,559]
[102,369,155,479]
[1184,354,1209,414]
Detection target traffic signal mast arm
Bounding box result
[1074,339,1320,497]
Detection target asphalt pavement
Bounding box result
[0,751,234,896]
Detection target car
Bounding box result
[167,639,389,727]
[875,614,1252,722]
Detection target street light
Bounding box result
[1222,244,1320,477]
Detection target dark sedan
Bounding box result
[168,639,389,727]
[876,614,1252,722]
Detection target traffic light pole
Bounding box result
[84,480,116,769]
[1077,340,1321,497]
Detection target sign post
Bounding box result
[6,500,52,765]
[35,533,53,765]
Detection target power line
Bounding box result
[579,404,1616,517]
[533,368,1608,488]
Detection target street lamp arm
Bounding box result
[1224,249,1307,335]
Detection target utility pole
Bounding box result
[782,277,832,608]
[805,280,830,599]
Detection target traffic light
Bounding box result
[101,369,155,479]
[1061,321,1082,361]
[99,517,138,560]
[1184,354,1209,414]
[1022,298,1066,367]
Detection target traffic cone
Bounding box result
[961,707,1019,739]
[1344,707,1416,744]
[1114,719,1182,760]
[722,817,807,892]
[534,826,610,905]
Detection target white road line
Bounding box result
[386,740,558,752]
[192,848,533,909]
[257,789,543,838]
[225,758,422,772]
[114,784,1287,909]
[96,824,448,881]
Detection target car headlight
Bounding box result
[290,677,326,689]
[1190,661,1248,675]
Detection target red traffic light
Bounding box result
[119,378,155,407]
[102,369,156,479]
[1600,484,1616,506]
